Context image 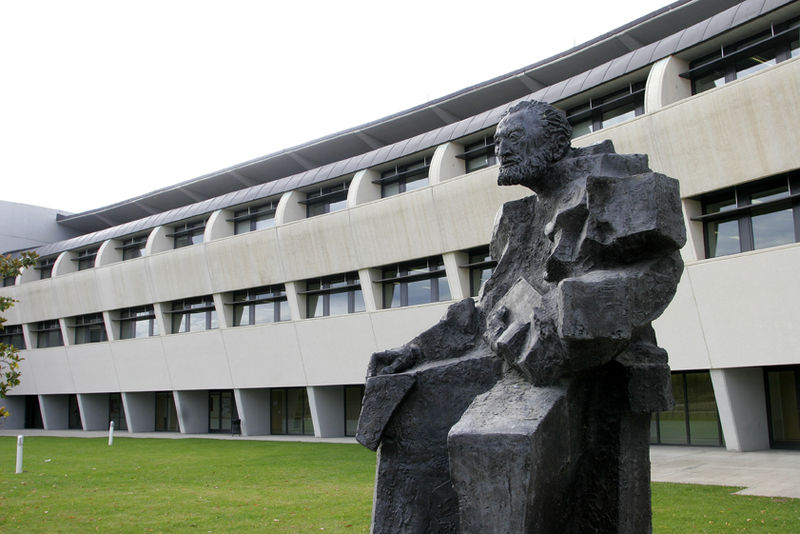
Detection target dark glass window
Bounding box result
[344,385,364,437]
[155,391,179,431]
[118,305,158,339]
[377,157,431,198]
[464,245,496,297]
[71,313,108,344]
[232,285,289,326]
[381,256,451,309]
[3,275,15,287]
[37,257,56,279]
[119,235,148,260]
[24,395,43,429]
[686,18,800,94]
[73,247,99,271]
[208,390,237,433]
[765,366,800,449]
[0,324,25,349]
[169,296,218,333]
[304,181,349,218]
[270,387,314,435]
[109,393,127,431]
[68,394,81,429]
[171,220,206,249]
[696,172,800,258]
[566,83,645,138]
[232,202,277,234]
[458,135,497,173]
[303,272,364,318]
[34,320,63,348]
[650,371,723,446]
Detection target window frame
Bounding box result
[566,82,645,137]
[301,181,350,218]
[69,313,108,344]
[36,257,56,279]
[374,156,432,198]
[230,285,289,326]
[71,247,99,271]
[32,319,63,348]
[230,202,277,234]
[0,324,26,349]
[168,220,207,249]
[380,256,451,309]
[117,234,148,260]
[693,172,800,258]
[463,245,497,297]
[300,272,364,318]
[118,305,159,339]
[457,135,497,173]
[167,296,218,333]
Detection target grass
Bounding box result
[1,437,798,533]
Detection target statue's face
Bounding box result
[495,109,551,188]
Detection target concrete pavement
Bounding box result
[3,430,799,499]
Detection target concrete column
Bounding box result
[154,302,171,338]
[174,390,208,434]
[21,324,34,351]
[145,226,172,255]
[442,251,469,300]
[710,367,770,451]
[429,142,466,183]
[205,209,234,241]
[307,385,344,438]
[122,392,156,432]
[1,396,26,429]
[77,393,110,430]
[275,190,306,224]
[348,169,381,207]
[213,293,230,329]
[644,55,691,113]
[39,394,69,429]
[95,239,121,267]
[234,388,269,436]
[284,281,303,321]
[358,268,381,312]
[51,251,74,276]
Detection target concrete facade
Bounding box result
[2,0,800,451]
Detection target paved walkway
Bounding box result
[3,430,799,499]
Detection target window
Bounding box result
[0,324,25,349]
[155,391,179,431]
[72,247,99,271]
[458,135,497,173]
[3,275,15,287]
[231,285,289,326]
[119,234,148,260]
[695,172,800,258]
[303,181,350,218]
[70,313,108,344]
[765,366,800,449]
[381,256,451,309]
[463,246,496,297]
[168,296,218,333]
[170,220,206,249]
[376,157,431,198]
[302,272,364,318]
[33,320,63,348]
[231,202,277,234]
[208,390,237,433]
[651,371,723,446]
[37,257,56,279]
[118,305,159,339]
[684,18,800,94]
[108,393,127,431]
[270,387,314,435]
[566,82,645,138]
[344,385,364,437]
[68,394,82,429]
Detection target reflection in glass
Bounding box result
[767,369,800,445]
[658,374,688,444]
[686,372,721,445]
[752,207,794,250]
[707,219,740,257]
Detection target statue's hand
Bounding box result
[366,344,421,377]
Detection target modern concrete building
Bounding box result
[2,0,799,451]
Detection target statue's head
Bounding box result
[495,100,572,191]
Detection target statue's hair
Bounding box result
[502,100,572,163]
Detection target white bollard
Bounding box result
[108,421,114,446]
[15,435,23,474]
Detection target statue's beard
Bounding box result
[497,153,550,187]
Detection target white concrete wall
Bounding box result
[174,390,208,434]
[123,391,156,432]
[78,393,109,430]
[711,368,771,451]
[235,388,269,436]
[307,385,344,438]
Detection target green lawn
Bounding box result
[0,436,798,533]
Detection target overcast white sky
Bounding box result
[1,0,671,214]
